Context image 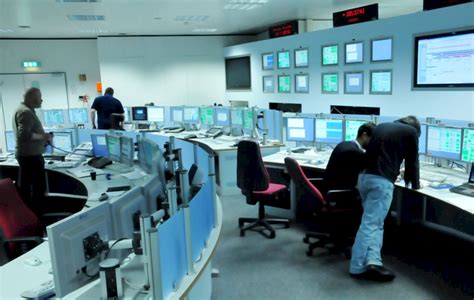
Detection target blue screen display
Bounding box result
[426,126,462,160]
[43,110,65,127]
[315,119,343,144]
[215,107,231,127]
[286,117,315,142]
[91,134,109,157]
[68,108,88,124]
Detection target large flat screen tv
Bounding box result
[414,28,474,88]
[225,56,251,90]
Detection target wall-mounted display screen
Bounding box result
[414,29,474,88]
[462,128,474,162]
[277,51,290,68]
[294,48,309,67]
[263,76,274,93]
[295,74,309,93]
[278,75,291,93]
[225,56,251,90]
[322,73,339,93]
[262,52,274,70]
[344,72,364,94]
[372,38,393,61]
[322,45,338,65]
[345,42,364,64]
[370,70,392,94]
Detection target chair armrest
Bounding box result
[3,236,44,258]
[326,189,360,208]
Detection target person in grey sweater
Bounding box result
[13,87,53,214]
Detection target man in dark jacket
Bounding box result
[350,116,421,282]
[90,87,124,130]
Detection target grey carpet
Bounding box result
[211,194,471,300]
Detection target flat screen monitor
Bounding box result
[200,107,215,126]
[109,187,147,239]
[263,76,275,93]
[170,107,184,123]
[344,120,366,141]
[68,108,88,124]
[106,135,121,162]
[344,72,364,94]
[120,136,134,167]
[286,117,315,142]
[371,38,392,62]
[345,42,363,64]
[231,109,243,126]
[242,110,254,130]
[183,107,199,123]
[315,119,343,144]
[277,50,290,69]
[47,202,112,298]
[262,52,274,70]
[147,106,164,123]
[215,107,231,127]
[419,124,428,155]
[370,70,392,94]
[278,75,291,93]
[131,106,148,122]
[426,126,462,160]
[52,131,74,154]
[43,109,65,127]
[91,134,108,157]
[225,56,251,90]
[123,107,130,123]
[294,48,309,68]
[322,44,338,65]
[5,131,15,153]
[295,74,309,93]
[414,29,474,88]
[139,138,161,174]
[462,128,474,162]
[322,73,339,93]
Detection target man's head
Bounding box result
[104,87,114,96]
[356,122,377,148]
[396,115,421,137]
[23,87,42,109]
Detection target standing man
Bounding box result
[350,116,421,282]
[13,87,53,215]
[90,87,124,130]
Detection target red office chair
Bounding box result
[0,178,44,262]
[237,140,290,239]
[284,157,360,257]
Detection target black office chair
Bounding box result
[237,140,290,239]
[110,113,125,130]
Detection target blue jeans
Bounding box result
[350,173,394,274]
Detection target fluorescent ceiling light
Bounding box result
[67,15,105,21]
[224,0,268,10]
[192,28,218,32]
[57,0,101,2]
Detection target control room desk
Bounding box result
[262,150,474,242]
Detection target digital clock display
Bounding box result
[333,3,378,27]
[269,21,299,39]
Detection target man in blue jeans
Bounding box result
[350,116,421,282]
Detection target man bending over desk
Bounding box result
[350,116,420,282]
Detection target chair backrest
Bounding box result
[284,157,325,210]
[110,113,125,130]
[237,140,270,193]
[0,178,43,257]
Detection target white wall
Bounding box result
[97,36,256,107]
[224,3,474,121]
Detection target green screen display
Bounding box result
[345,120,365,141]
[243,111,254,130]
[278,75,291,93]
[200,107,214,125]
[277,51,290,68]
[462,128,474,162]
[322,73,338,93]
[322,45,338,65]
[371,71,392,93]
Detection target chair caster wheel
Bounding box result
[269,232,276,239]
[240,230,245,237]
[303,237,309,243]
[306,250,313,257]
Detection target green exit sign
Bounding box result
[22,61,40,68]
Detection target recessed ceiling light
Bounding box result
[67,15,105,21]
[118,33,127,35]
[192,28,218,33]
[174,16,210,22]
[153,17,162,20]
[224,0,268,11]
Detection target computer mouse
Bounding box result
[24,256,42,266]
[47,160,54,164]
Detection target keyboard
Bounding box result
[450,185,474,197]
[419,171,448,183]
[50,161,80,168]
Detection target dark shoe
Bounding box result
[350,265,395,282]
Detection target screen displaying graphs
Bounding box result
[278,75,291,93]
[426,126,462,160]
[322,73,338,93]
[371,70,392,94]
[277,51,290,68]
[43,110,65,127]
[322,45,338,65]
[462,128,474,162]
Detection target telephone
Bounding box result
[88,156,112,169]
[205,126,223,137]
[66,142,93,161]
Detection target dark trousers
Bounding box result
[17,155,46,215]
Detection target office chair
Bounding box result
[110,113,125,130]
[284,157,359,257]
[237,140,290,239]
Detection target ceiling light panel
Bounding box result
[224,0,268,11]
[192,28,218,32]
[174,16,210,22]
[57,0,101,2]
[67,15,105,21]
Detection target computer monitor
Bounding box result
[170,106,184,123]
[123,107,131,123]
[131,106,148,122]
[120,136,134,167]
[52,131,74,154]
[426,126,462,160]
[344,120,366,141]
[286,117,315,142]
[5,131,15,153]
[231,109,243,127]
[315,119,343,144]
[43,109,65,127]
[242,110,254,131]
[68,108,88,124]
[91,134,108,157]
[138,138,166,178]
[200,107,215,126]
[183,107,199,123]
[106,135,121,162]
[47,202,113,298]
[147,106,165,123]
[215,107,231,127]
[109,187,147,239]
[461,128,474,162]
[419,124,428,155]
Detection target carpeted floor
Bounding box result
[211,194,473,300]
